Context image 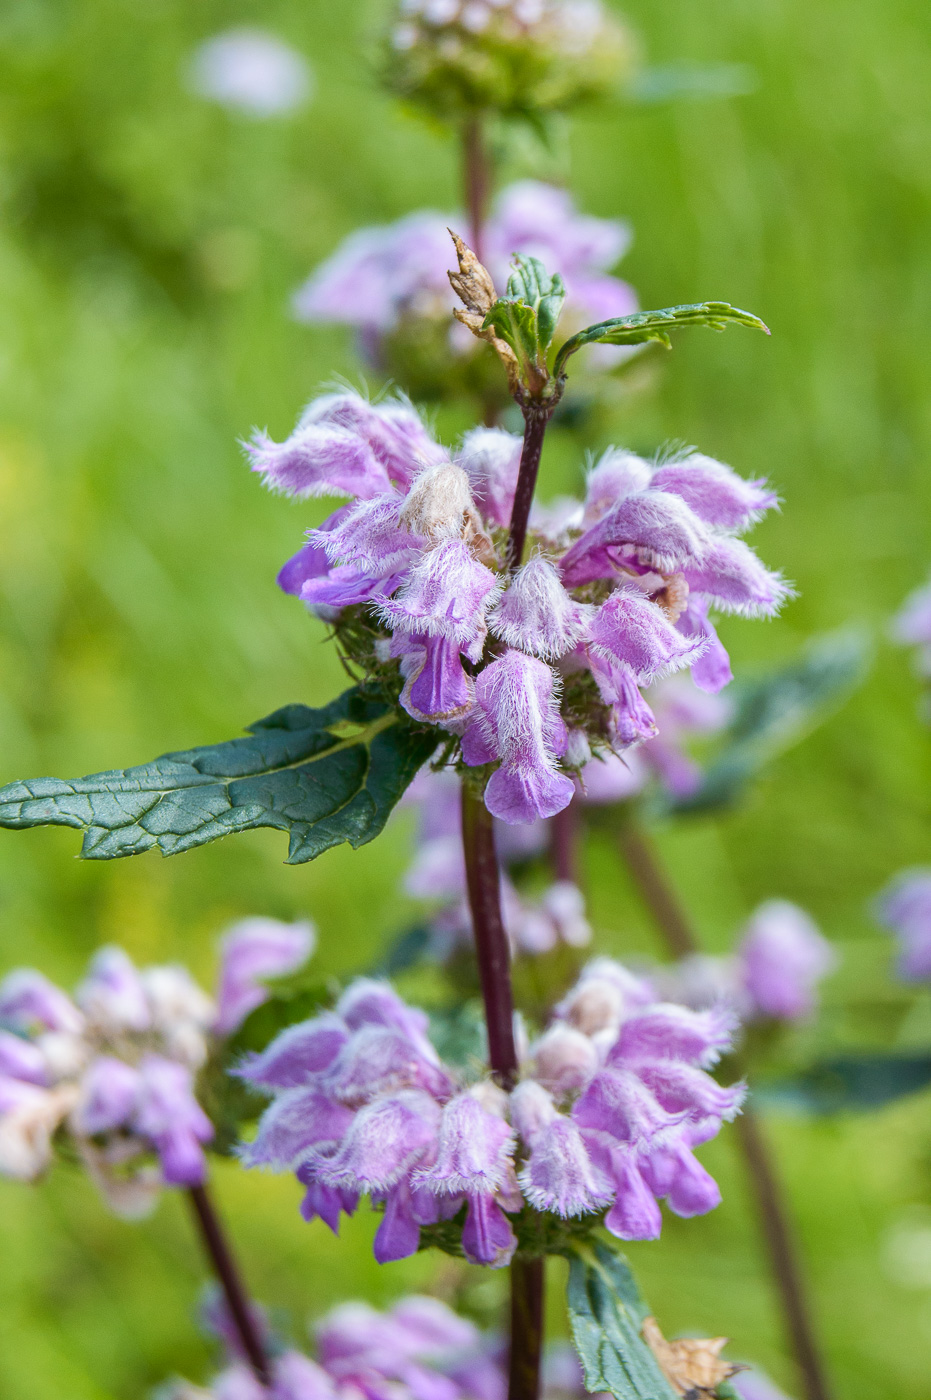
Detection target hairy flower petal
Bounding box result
[488,557,593,660]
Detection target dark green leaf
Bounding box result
[760,1053,931,1114]
[566,1239,678,1400]
[658,629,871,816]
[0,685,438,863]
[553,301,769,378]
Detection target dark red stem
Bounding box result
[461,784,518,1086]
[506,403,553,571]
[461,114,490,264]
[616,812,833,1400]
[187,1183,271,1388]
[508,1256,545,1400]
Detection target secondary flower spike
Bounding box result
[0,918,313,1212]
[293,181,638,402]
[252,390,787,824]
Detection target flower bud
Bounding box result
[531,1022,599,1093]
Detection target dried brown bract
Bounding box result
[642,1316,745,1398]
[447,230,521,395]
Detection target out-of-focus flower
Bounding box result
[187,29,312,117]
[214,918,316,1036]
[0,921,313,1212]
[737,901,836,1021]
[379,0,635,121]
[252,389,786,825]
[240,964,741,1261]
[575,673,732,804]
[293,182,636,394]
[654,900,835,1026]
[163,1292,594,1400]
[876,870,931,982]
[891,576,931,678]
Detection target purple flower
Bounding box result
[876,871,931,982]
[76,946,151,1034]
[379,538,501,658]
[462,650,574,823]
[458,428,522,528]
[738,901,836,1019]
[489,557,593,660]
[72,1056,140,1135]
[0,969,84,1035]
[651,454,777,531]
[588,586,705,685]
[134,1055,214,1186]
[214,917,315,1037]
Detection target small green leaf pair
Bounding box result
[481,254,567,395]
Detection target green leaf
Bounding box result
[566,1239,678,1400]
[482,254,567,367]
[760,1053,931,1114]
[553,301,769,378]
[658,629,871,816]
[0,685,438,863]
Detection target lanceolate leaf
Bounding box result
[658,629,871,817]
[566,1240,678,1400]
[0,686,437,864]
[553,301,769,378]
[761,1053,931,1115]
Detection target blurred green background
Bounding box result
[1,0,931,1395]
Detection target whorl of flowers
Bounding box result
[163,1291,586,1400]
[380,0,635,120]
[248,389,787,826]
[238,964,743,1265]
[0,919,312,1213]
[293,181,637,390]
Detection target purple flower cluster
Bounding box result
[251,391,787,826]
[0,919,311,1212]
[240,964,742,1263]
[654,900,835,1025]
[876,871,931,982]
[293,181,636,374]
[165,1292,585,1400]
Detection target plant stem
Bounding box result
[616,811,833,1400]
[461,784,518,1085]
[506,402,554,571]
[549,799,580,884]
[461,114,491,263]
[461,785,544,1400]
[187,1183,271,1388]
[617,811,698,959]
[508,1256,546,1400]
